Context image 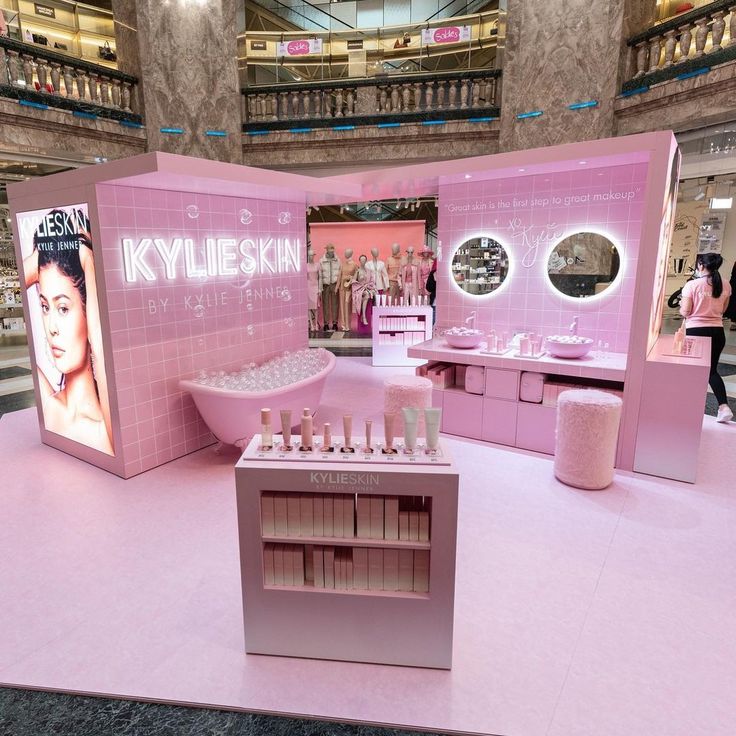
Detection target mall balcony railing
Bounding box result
[0,36,142,126]
[622,0,736,94]
[241,68,501,132]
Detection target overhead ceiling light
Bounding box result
[464,174,472,179]
[710,197,732,209]
[518,168,525,172]
[578,160,587,165]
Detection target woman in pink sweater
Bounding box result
[680,252,733,423]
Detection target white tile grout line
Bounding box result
[544,483,631,736]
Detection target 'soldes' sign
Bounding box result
[421,26,471,45]
[277,38,323,56]
[121,236,302,282]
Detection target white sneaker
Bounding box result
[717,405,734,423]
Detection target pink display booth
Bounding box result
[7,154,357,478]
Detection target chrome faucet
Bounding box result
[569,315,579,336]
[465,311,477,329]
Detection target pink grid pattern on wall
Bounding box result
[96,184,308,477]
[436,162,648,354]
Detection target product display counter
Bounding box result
[634,333,710,483]
[409,339,625,455]
[235,435,458,669]
[372,305,433,367]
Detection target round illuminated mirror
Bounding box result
[547,232,621,298]
[451,236,510,296]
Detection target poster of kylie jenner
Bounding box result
[17,204,114,455]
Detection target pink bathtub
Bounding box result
[179,350,336,448]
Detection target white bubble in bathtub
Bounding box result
[186,204,200,219]
[239,208,253,225]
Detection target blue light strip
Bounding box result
[568,100,599,110]
[467,116,498,122]
[620,86,648,97]
[73,110,97,119]
[160,127,184,134]
[119,120,144,128]
[423,119,447,125]
[205,129,228,137]
[377,122,401,128]
[289,127,313,133]
[516,110,543,119]
[19,99,48,110]
[246,130,270,136]
[676,67,710,80]
[332,124,356,131]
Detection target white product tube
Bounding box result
[280,409,292,448]
[322,422,332,450]
[424,408,441,452]
[402,407,418,453]
[364,419,373,452]
[260,408,273,448]
[300,414,313,450]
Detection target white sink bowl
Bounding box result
[445,331,483,349]
[545,336,594,359]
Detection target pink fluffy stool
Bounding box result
[384,375,433,435]
[554,389,622,490]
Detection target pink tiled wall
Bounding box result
[436,163,648,353]
[96,184,307,477]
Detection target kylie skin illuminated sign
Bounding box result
[121,236,301,282]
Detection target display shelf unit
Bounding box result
[235,435,458,668]
[371,305,433,367]
[411,340,626,456]
[3,0,117,69]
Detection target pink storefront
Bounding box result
[2,131,730,736]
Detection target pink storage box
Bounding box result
[464,366,485,395]
[520,372,546,403]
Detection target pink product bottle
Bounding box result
[260,408,273,449]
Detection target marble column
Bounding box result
[499,0,657,151]
[112,0,242,163]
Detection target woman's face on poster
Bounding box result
[38,265,88,374]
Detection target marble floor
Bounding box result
[1,357,735,736]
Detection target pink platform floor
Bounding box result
[1,356,735,736]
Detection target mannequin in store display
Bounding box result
[337,248,359,331]
[318,243,341,331]
[351,254,377,326]
[306,248,320,333]
[365,247,389,294]
[419,248,435,296]
[401,246,420,303]
[386,243,403,301]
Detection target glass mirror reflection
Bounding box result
[451,236,510,296]
[547,232,621,298]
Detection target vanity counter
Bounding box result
[408,338,627,382]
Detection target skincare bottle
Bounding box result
[300,413,313,451]
[520,337,530,356]
[321,423,333,452]
[363,419,373,453]
[280,409,292,450]
[424,408,441,454]
[342,414,354,452]
[402,407,418,454]
[383,412,396,454]
[260,408,273,449]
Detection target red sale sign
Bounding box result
[421,26,471,45]
[277,38,323,56]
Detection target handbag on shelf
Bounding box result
[98,40,117,62]
[32,33,49,45]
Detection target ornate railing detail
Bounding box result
[242,70,501,130]
[0,36,141,125]
[623,0,736,93]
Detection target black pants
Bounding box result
[686,326,728,405]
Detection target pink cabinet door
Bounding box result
[485,368,520,400]
[481,398,518,446]
[516,403,557,455]
[442,391,483,439]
